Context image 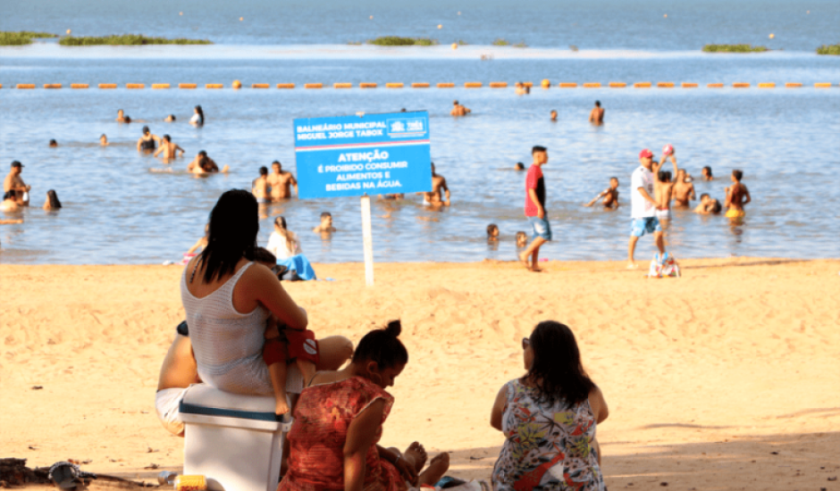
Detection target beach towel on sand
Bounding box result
[276,254,316,281]
[648,252,680,278]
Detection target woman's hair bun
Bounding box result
[385,320,402,337]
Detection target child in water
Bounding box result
[487,224,500,242]
[515,231,528,248]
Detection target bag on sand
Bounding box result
[648,252,680,278]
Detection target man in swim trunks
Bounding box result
[450,100,471,117]
[724,169,751,221]
[654,170,674,224]
[518,146,550,272]
[672,169,696,207]
[153,135,185,161]
[312,211,337,234]
[136,126,161,152]
[422,163,450,207]
[252,166,270,204]
[589,101,604,125]
[628,149,666,269]
[584,177,620,209]
[4,161,30,206]
[267,161,298,201]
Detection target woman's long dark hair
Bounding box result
[195,105,204,125]
[47,190,62,209]
[525,321,595,406]
[199,190,259,283]
[353,320,408,369]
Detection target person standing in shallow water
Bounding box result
[628,149,666,269]
[519,146,550,272]
[589,101,604,125]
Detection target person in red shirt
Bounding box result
[519,146,550,272]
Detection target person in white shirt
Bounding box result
[267,216,302,260]
[189,105,204,126]
[628,149,666,269]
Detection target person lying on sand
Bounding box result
[584,177,620,209]
[154,135,185,161]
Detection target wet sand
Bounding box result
[1,258,838,490]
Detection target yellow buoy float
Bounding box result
[451,43,458,49]
[769,33,775,39]
[541,79,550,89]
[232,80,242,89]
[438,24,442,29]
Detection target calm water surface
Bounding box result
[1,0,838,264]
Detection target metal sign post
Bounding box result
[360,195,375,286]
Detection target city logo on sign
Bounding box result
[387,118,425,138]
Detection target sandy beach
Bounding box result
[1,258,838,490]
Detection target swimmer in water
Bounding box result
[123,116,132,124]
[487,224,500,242]
[672,169,696,207]
[694,194,722,215]
[550,110,557,122]
[515,82,528,96]
[4,161,30,206]
[654,170,674,224]
[589,101,604,125]
[312,211,337,234]
[724,169,750,221]
[267,161,298,201]
[514,162,525,171]
[164,114,176,122]
[252,166,270,204]
[154,135,185,161]
[1,190,22,213]
[450,100,471,117]
[100,134,109,146]
[190,105,204,127]
[43,189,62,211]
[187,150,227,174]
[49,139,58,148]
[136,126,161,152]
[585,177,620,209]
[701,166,714,181]
[515,231,528,248]
[422,163,450,207]
[116,109,126,123]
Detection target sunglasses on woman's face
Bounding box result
[521,337,530,350]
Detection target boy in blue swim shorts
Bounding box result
[519,146,550,272]
[628,149,666,269]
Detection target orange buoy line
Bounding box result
[71,83,89,89]
[489,82,508,88]
[437,83,455,88]
[152,83,170,89]
[657,82,675,88]
[206,83,224,89]
[386,82,404,88]
[583,82,601,88]
[276,83,295,89]
[179,83,197,89]
[304,83,323,89]
[126,83,145,89]
[523,82,533,88]
[609,82,626,88]
[785,83,802,88]
[17,84,36,89]
[252,83,270,89]
[634,82,652,88]
[758,82,775,88]
[44,83,62,89]
[464,82,482,88]
[732,82,750,88]
[334,83,352,89]
[99,83,117,89]
[814,82,832,88]
[559,82,577,88]
[412,82,430,88]
[360,82,377,89]
[708,83,724,88]
[682,83,698,88]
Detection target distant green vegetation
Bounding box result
[59,34,211,46]
[816,44,840,55]
[492,38,510,46]
[702,44,768,53]
[456,39,468,46]
[513,42,527,48]
[367,36,438,46]
[0,31,58,46]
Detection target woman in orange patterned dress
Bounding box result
[278,321,450,491]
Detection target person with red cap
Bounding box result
[628,149,666,268]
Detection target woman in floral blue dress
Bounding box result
[490,321,609,491]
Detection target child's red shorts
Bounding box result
[262,329,320,366]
